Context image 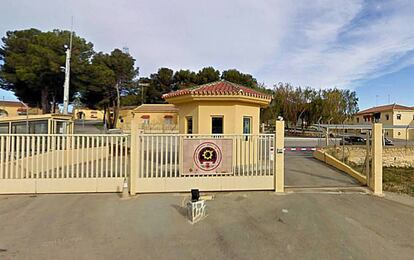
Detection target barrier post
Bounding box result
[130,117,140,195]
[274,120,285,192]
[370,123,383,195]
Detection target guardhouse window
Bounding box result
[141,115,150,125]
[243,117,251,134]
[356,117,359,123]
[385,114,389,121]
[396,114,401,120]
[0,123,9,134]
[186,116,193,134]
[164,115,173,125]
[211,116,223,134]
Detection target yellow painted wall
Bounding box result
[118,109,134,131]
[0,105,41,117]
[392,110,414,140]
[132,111,178,132]
[73,108,104,121]
[176,101,260,135]
[177,102,199,134]
[353,109,414,140]
[313,150,367,185]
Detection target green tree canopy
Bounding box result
[79,49,137,128]
[261,82,359,127]
[0,28,94,113]
[143,67,174,104]
[139,67,263,104]
[196,67,220,84]
[221,69,258,88]
[173,69,197,89]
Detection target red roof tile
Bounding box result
[162,80,272,100]
[356,104,414,115]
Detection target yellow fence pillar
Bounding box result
[130,118,140,195]
[274,120,285,192]
[370,123,383,195]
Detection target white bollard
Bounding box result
[121,178,129,199]
[187,200,206,224]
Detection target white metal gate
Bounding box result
[0,134,129,194]
[134,134,275,193]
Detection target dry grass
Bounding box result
[324,150,414,196]
[383,167,414,196]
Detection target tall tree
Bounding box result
[221,69,258,88]
[261,83,359,127]
[196,67,220,84]
[80,49,137,128]
[0,28,94,113]
[173,69,197,89]
[144,68,174,104]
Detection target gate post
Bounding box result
[274,120,285,192]
[370,123,383,195]
[130,118,140,195]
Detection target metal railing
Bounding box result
[0,134,130,180]
[137,134,274,178]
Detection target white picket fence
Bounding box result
[0,134,129,194]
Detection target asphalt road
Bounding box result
[284,150,360,188]
[0,192,413,259]
[285,137,329,148]
[74,120,104,134]
[284,137,361,188]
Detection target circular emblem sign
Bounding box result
[193,142,222,171]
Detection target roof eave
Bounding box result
[164,94,271,107]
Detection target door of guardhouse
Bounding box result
[284,137,362,188]
[135,134,275,193]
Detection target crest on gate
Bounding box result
[193,142,222,171]
[183,138,232,175]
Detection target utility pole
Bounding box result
[63,17,73,115]
[138,83,150,104]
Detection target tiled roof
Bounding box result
[162,80,272,100]
[133,104,179,113]
[356,104,414,115]
[0,100,26,107]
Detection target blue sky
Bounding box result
[1,0,413,110]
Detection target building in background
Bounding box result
[0,100,42,117]
[0,114,73,134]
[353,104,414,140]
[117,106,139,131]
[73,108,104,121]
[130,104,179,133]
[74,81,271,134]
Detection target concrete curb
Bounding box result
[313,150,367,185]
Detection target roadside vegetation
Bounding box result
[383,167,414,196]
[326,148,414,197]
